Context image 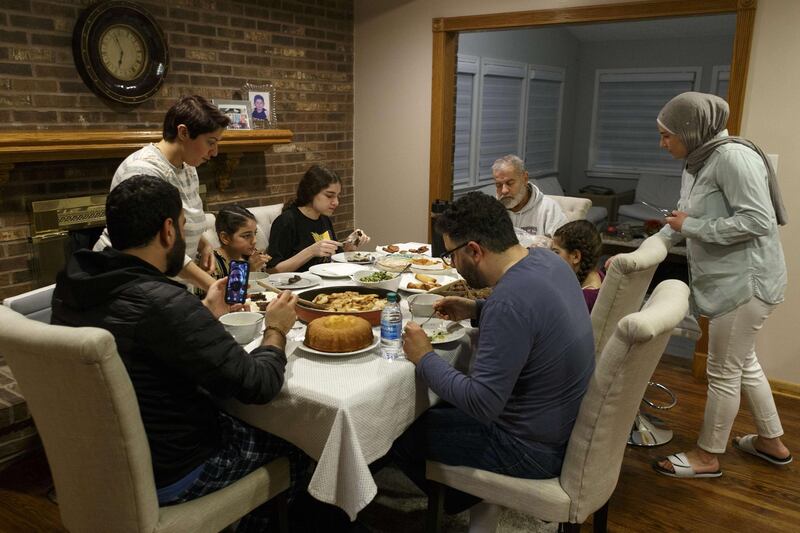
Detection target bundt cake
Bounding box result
[304,315,374,353]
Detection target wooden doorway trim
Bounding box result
[428,0,756,206]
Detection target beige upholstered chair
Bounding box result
[0,305,290,533]
[548,195,592,223]
[203,203,283,251]
[425,279,690,533]
[590,235,668,356]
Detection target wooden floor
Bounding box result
[0,359,797,533]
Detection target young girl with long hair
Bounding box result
[266,165,370,272]
[213,206,271,277]
[551,220,603,311]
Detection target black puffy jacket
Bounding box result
[52,248,286,487]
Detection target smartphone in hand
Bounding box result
[224,260,250,305]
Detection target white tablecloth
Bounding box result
[221,273,474,520]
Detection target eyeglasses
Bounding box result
[439,241,476,267]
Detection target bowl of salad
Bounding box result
[351,269,401,292]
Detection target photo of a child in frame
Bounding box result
[251,94,269,121]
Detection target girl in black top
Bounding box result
[267,165,370,272]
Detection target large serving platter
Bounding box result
[297,337,380,357]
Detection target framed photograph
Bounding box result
[242,81,276,128]
[212,99,252,130]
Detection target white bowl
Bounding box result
[351,269,401,291]
[248,271,269,291]
[407,293,444,319]
[220,311,264,345]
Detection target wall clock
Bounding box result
[72,1,169,105]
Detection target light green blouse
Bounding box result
[654,134,787,318]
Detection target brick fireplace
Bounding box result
[0,0,354,300]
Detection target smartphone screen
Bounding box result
[224,260,250,305]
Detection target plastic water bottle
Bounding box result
[380,292,403,360]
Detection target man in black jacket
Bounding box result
[52,175,308,532]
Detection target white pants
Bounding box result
[697,297,784,453]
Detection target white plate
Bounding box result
[331,251,382,264]
[399,273,458,294]
[422,320,466,345]
[297,336,380,357]
[408,255,446,270]
[267,272,321,289]
[308,263,365,278]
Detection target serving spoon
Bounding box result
[256,279,328,310]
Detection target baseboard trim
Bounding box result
[770,379,800,400]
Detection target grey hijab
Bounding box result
[657,92,787,226]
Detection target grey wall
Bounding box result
[569,35,734,193]
[458,27,580,188]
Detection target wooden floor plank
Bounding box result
[0,360,797,532]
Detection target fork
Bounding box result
[640,201,673,217]
[419,310,438,327]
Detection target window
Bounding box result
[453,56,478,190]
[525,67,565,176]
[711,65,730,101]
[452,56,565,196]
[477,60,526,185]
[588,67,701,177]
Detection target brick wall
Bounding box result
[0,0,354,299]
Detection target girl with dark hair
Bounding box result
[551,220,603,311]
[94,95,231,292]
[213,206,271,278]
[267,165,371,272]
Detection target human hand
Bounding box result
[202,277,235,318]
[433,296,476,322]
[265,290,298,334]
[665,211,688,232]
[198,236,215,275]
[248,250,271,272]
[402,321,433,365]
[308,239,338,258]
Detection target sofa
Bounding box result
[617,174,681,224]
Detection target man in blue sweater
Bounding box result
[393,192,595,515]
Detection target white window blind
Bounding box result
[453,56,478,189]
[477,61,525,185]
[589,68,701,176]
[711,65,730,101]
[525,68,564,176]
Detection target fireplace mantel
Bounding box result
[0,128,293,190]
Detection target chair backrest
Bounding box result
[532,176,565,196]
[560,279,689,523]
[0,305,160,532]
[2,284,55,324]
[590,236,667,355]
[547,195,591,222]
[203,203,283,251]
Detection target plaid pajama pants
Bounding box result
[170,411,310,532]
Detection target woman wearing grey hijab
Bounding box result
[640,92,791,478]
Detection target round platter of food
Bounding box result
[399,273,458,294]
[331,251,382,264]
[295,285,400,326]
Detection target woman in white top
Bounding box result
[95,95,228,291]
[646,92,791,478]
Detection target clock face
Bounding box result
[72,1,168,105]
[99,25,147,81]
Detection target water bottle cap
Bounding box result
[387,292,397,302]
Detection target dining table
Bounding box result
[220,249,475,520]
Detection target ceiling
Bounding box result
[564,13,736,42]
